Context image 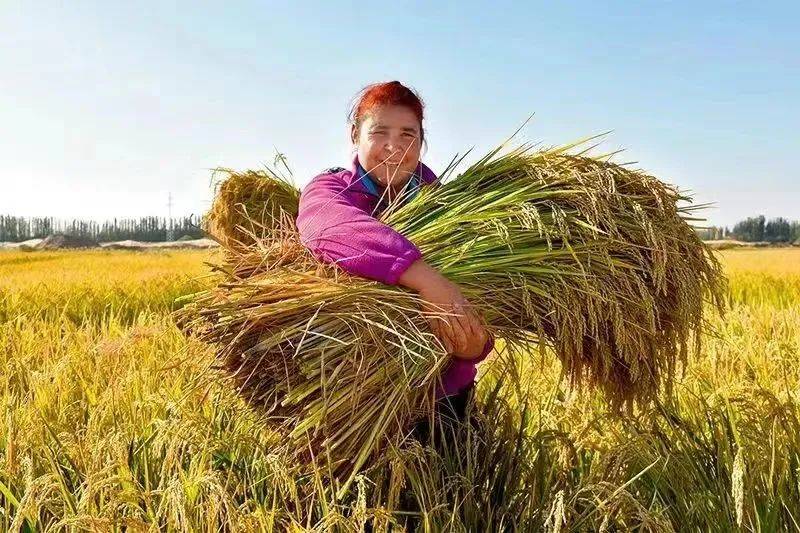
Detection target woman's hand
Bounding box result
[419,281,489,360]
[397,259,489,360]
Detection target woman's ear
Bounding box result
[350,123,358,145]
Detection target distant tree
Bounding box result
[764,217,793,242]
[731,215,766,242]
[0,215,205,242]
[791,221,800,242]
[728,215,800,243]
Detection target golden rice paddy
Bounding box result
[1,248,798,531]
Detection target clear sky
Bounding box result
[2,1,797,227]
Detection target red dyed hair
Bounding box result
[349,81,425,142]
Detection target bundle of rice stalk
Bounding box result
[177,139,726,493]
[202,159,300,250]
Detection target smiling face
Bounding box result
[351,104,422,192]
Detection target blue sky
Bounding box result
[1,1,797,227]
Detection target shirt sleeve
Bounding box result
[435,334,496,398]
[296,172,422,285]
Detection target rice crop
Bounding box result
[0,248,797,530]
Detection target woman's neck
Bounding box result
[360,163,413,201]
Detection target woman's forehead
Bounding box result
[363,106,420,129]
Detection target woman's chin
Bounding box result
[382,163,414,177]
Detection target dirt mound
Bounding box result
[99,238,218,250]
[35,234,99,250]
[0,238,44,250]
[99,240,146,250]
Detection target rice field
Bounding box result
[1,248,798,531]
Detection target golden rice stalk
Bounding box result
[202,165,300,251]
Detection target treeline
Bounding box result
[0,215,205,243]
[4,213,797,244]
[697,215,800,243]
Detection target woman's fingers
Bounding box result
[447,313,469,353]
[436,304,464,353]
[438,323,455,354]
[468,309,488,345]
[453,302,486,354]
[462,306,483,344]
[423,301,483,357]
[452,302,471,333]
[427,315,454,354]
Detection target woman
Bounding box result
[295,81,494,436]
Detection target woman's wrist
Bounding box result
[397,258,444,292]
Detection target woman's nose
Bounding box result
[383,141,399,156]
[384,135,405,154]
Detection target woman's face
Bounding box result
[352,105,422,191]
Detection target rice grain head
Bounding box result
[202,166,300,251]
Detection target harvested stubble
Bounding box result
[177,140,726,493]
[202,165,300,250]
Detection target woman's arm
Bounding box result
[296,172,421,285]
[398,258,492,361]
[297,172,491,361]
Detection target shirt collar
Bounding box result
[353,157,422,204]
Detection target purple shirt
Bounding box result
[296,155,494,398]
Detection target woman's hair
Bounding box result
[348,81,426,144]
